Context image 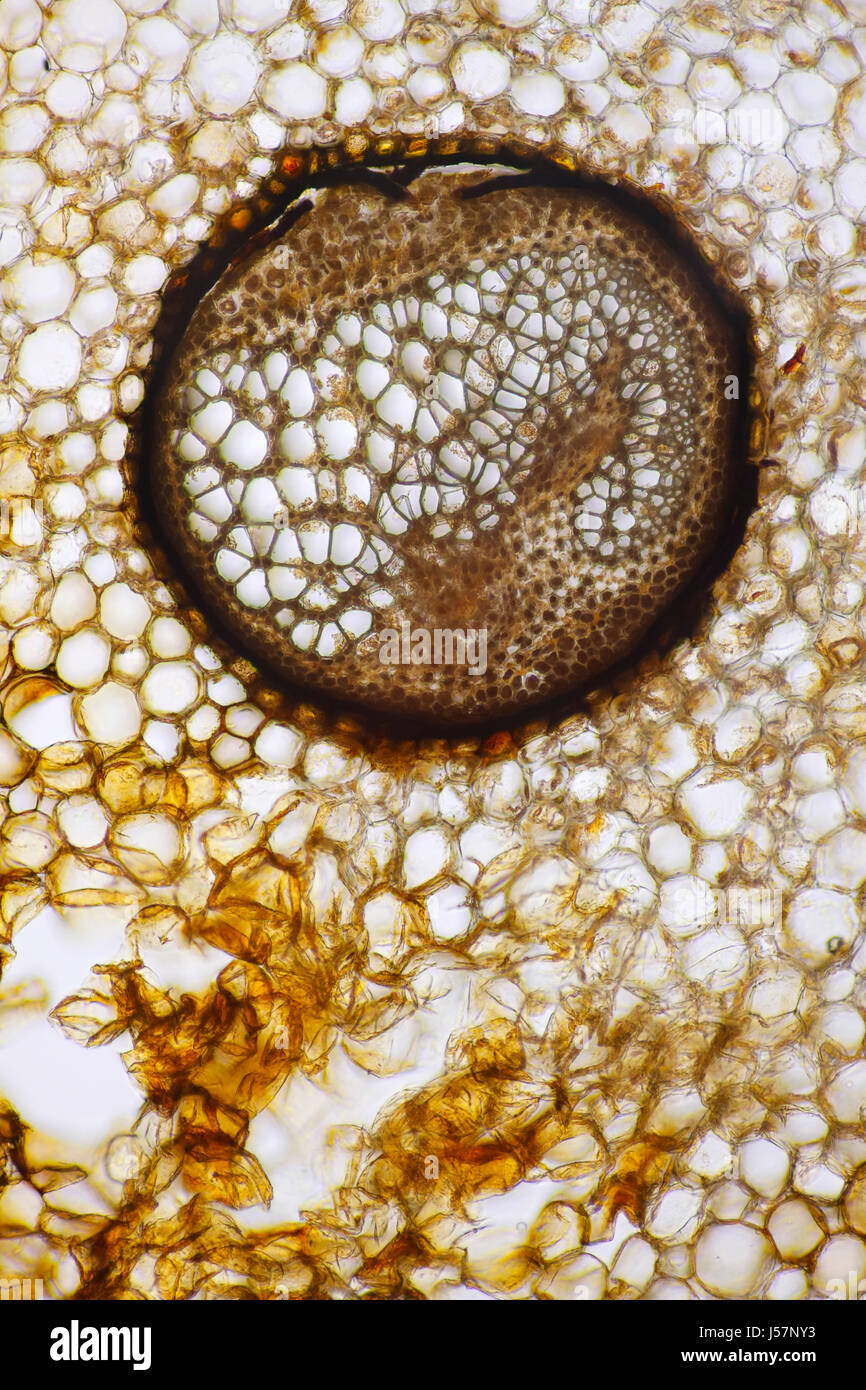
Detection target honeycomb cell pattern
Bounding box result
[151,166,744,722]
[0,0,865,1306]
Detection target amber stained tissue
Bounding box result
[149,163,749,723]
[1,0,866,1306]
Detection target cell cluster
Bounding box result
[153,166,744,721]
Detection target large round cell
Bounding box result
[149,166,746,724]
